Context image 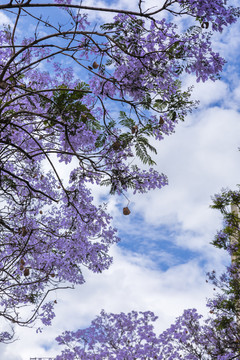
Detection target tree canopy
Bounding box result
[0,0,239,342]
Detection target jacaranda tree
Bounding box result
[55,307,240,359]
[0,0,239,341]
[55,188,240,359]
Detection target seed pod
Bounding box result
[20,258,25,265]
[92,61,99,69]
[0,81,8,89]
[123,207,131,215]
[24,268,30,276]
[39,210,43,214]
[20,226,28,237]
[159,117,164,126]
[201,21,209,29]
[54,300,57,304]
[81,114,87,121]
[131,125,138,134]
[20,264,24,271]
[50,273,55,278]
[112,141,121,151]
[171,111,177,122]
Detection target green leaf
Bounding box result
[119,111,135,129]
[134,137,156,166]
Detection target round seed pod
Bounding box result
[92,61,99,69]
[131,125,138,134]
[0,81,8,89]
[112,141,121,150]
[123,207,131,215]
[201,21,209,29]
[24,268,30,276]
[20,258,25,265]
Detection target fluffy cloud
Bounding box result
[0,11,12,26]
[0,246,214,360]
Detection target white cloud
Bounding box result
[73,0,168,25]
[130,107,240,239]
[0,246,214,359]
[184,76,229,108]
[0,11,12,26]
[232,84,240,109]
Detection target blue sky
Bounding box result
[1,1,240,359]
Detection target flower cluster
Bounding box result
[55,307,240,359]
[177,0,239,32]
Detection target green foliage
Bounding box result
[211,187,240,213]
[119,111,157,165]
[153,81,195,122]
[142,93,152,110]
[42,82,101,131]
[100,164,148,195]
[2,175,17,190]
[167,40,183,60]
[210,184,240,332]
[96,111,157,168]
[119,111,135,129]
[215,315,234,331]
[101,17,144,39]
[95,119,116,149]
[210,187,240,251]
[153,99,168,111]
[134,136,157,165]
[185,25,202,37]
